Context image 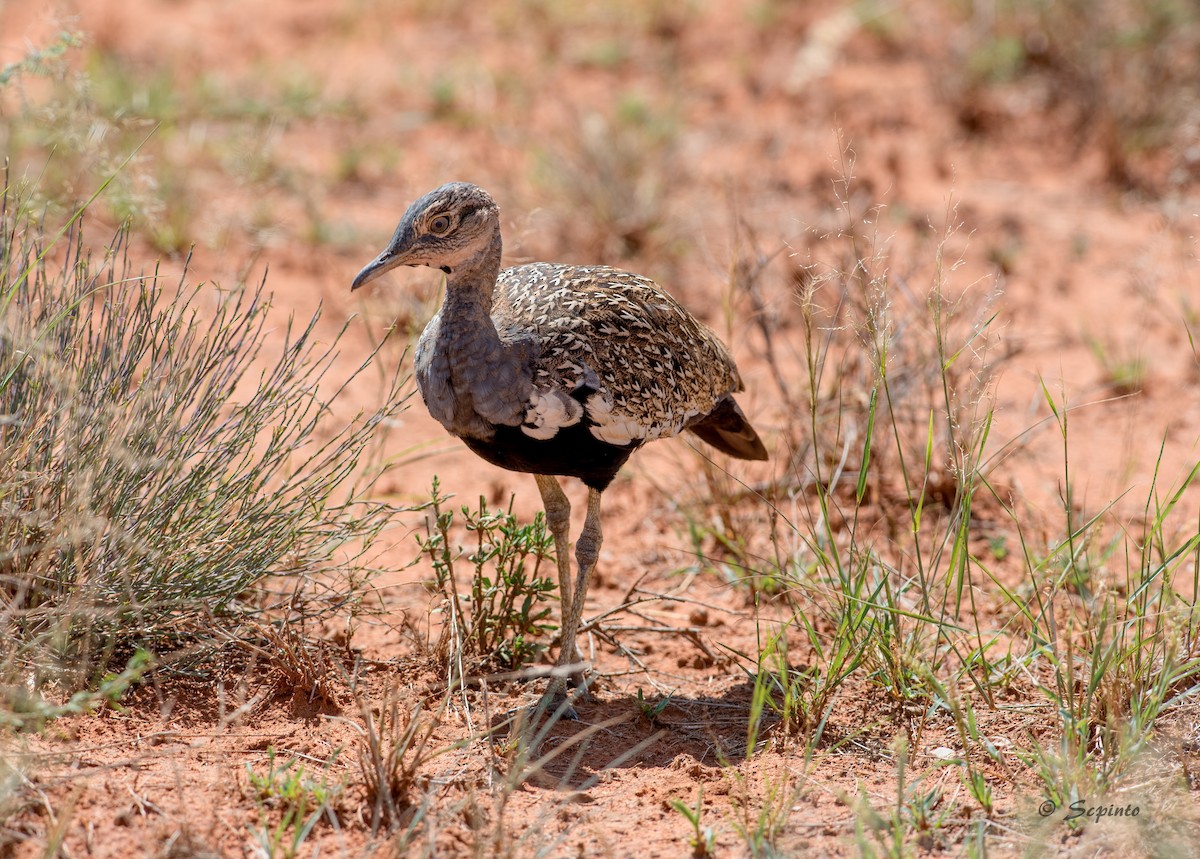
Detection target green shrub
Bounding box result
[0,181,407,706]
[417,479,556,675]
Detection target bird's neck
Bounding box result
[443,225,502,315]
[422,224,532,437]
[436,223,507,385]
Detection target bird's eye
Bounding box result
[428,214,453,235]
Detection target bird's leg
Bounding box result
[560,488,603,690]
[534,475,579,668]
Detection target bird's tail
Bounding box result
[686,395,768,461]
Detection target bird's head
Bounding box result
[351,182,500,291]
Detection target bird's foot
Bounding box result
[568,664,594,691]
[547,692,579,721]
[554,648,592,688]
[540,668,595,721]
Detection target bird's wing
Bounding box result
[496,263,742,445]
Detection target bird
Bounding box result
[351,182,767,709]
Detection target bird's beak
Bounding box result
[352,215,423,291]
[351,248,403,292]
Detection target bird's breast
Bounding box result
[414,313,535,441]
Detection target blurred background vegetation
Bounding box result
[2,0,1197,270]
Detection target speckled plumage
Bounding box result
[352,182,766,710]
[403,253,762,482]
[493,262,744,448]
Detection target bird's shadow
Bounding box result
[483,676,809,792]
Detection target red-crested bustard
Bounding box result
[352,182,767,708]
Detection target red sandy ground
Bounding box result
[1,1,1198,856]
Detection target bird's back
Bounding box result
[493,262,743,447]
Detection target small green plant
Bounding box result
[416,479,557,675]
[739,584,875,753]
[245,747,343,859]
[670,788,716,858]
[0,649,152,732]
[729,766,798,858]
[636,687,672,723]
[1085,332,1148,395]
[743,627,812,751]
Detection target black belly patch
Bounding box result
[461,421,641,491]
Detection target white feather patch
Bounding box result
[521,389,583,440]
[585,393,655,446]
